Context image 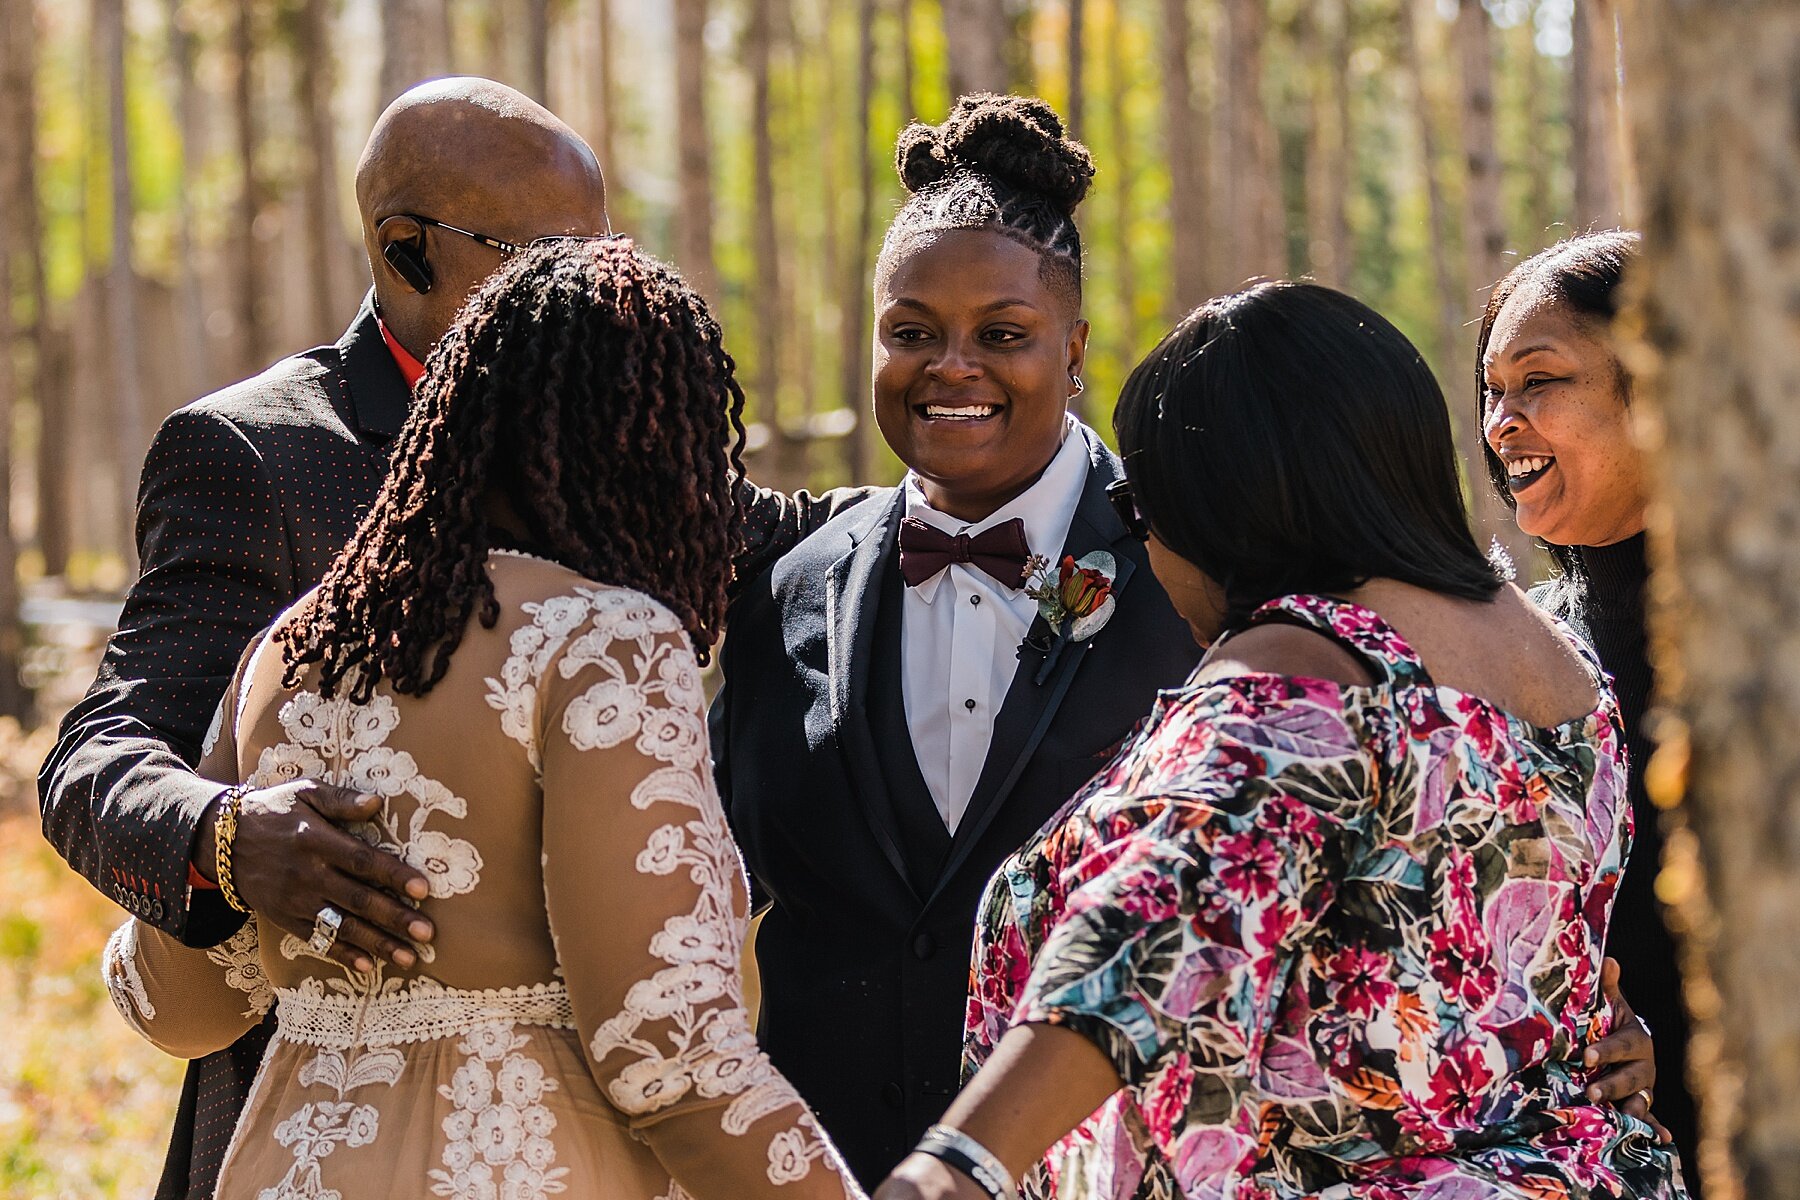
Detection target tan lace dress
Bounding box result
[103,550,863,1200]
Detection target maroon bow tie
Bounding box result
[897,516,1033,589]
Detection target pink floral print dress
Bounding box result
[965,594,1687,1200]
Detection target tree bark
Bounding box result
[941,0,1010,100]
[520,0,550,104]
[1066,0,1084,138]
[841,0,877,480]
[1160,0,1208,313]
[1571,0,1620,228]
[1616,6,1800,1196]
[162,0,209,400]
[0,0,31,715]
[99,0,144,572]
[674,0,719,301]
[1302,0,1351,287]
[233,0,269,378]
[295,0,345,344]
[1218,0,1284,283]
[1452,0,1533,562]
[6,0,67,577]
[746,0,792,485]
[377,0,453,111]
[1456,0,1506,303]
[1105,0,1138,370]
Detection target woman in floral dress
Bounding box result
[876,283,1686,1200]
[102,241,863,1200]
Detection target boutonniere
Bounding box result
[1020,551,1118,684]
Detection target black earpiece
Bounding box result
[383,239,434,294]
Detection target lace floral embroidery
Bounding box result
[254,691,481,934]
[430,1020,569,1199]
[566,600,839,1186]
[484,585,685,771]
[260,1042,406,1200]
[207,923,274,1018]
[103,921,154,1030]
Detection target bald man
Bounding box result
[38,79,613,1200]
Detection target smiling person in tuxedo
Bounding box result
[710,94,1200,1185]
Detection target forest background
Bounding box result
[0,0,1743,1196]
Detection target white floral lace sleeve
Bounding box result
[532,589,862,1199]
[102,918,272,1060]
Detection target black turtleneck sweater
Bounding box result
[1535,533,1698,1190]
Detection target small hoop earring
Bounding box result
[1070,374,1084,395]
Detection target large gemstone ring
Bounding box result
[306,905,345,956]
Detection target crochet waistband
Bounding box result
[273,977,576,1050]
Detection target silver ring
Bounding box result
[306,905,344,955]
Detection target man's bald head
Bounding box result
[356,78,609,361]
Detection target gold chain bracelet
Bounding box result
[213,785,253,914]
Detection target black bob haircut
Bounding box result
[1474,229,1639,584]
[1115,281,1503,632]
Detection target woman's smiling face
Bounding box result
[873,227,1088,523]
[1481,286,1647,548]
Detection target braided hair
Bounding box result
[880,93,1095,309]
[277,238,747,701]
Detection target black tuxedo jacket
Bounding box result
[711,427,1201,1185]
[38,291,857,1198]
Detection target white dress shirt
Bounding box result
[900,417,1092,832]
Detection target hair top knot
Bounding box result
[895,92,1094,214]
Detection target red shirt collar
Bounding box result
[377,317,427,389]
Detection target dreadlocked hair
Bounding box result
[881,93,1095,309]
[276,238,748,702]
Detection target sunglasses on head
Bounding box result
[1106,479,1150,542]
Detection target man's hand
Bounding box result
[1580,956,1673,1143]
[194,781,432,973]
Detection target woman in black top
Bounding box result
[1478,230,1698,1190]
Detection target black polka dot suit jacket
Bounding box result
[37,287,863,1199]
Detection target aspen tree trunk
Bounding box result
[815,0,842,455]
[588,0,621,225]
[0,0,30,715]
[746,0,792,487]
[378,0,452,110]
[1066,0,1084,137]
[942,0,1010,99]
[1398,0,1462,377]
[1106,0,1138,367]
[841,0,877,480]
[99,0,144,572]
[1218,0,1283,283]
[898,0,918,119]
[1521,18,1555,241]
[1456,0,1506,300]
[7,0,66,577]
[520,0,550,104]
[1571,0,1619,228]
[233,0,269,378]
[674,0,719,301]
[1453,0,1530,562]
[162,0,209,399]
[1160,0,1208,313]
[1616,4,1800,1195]
[295,0,344,343]
[1302,0,1351,287]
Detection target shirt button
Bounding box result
[964,698,976,712]
[970,594,981,606]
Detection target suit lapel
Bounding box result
[825,490,922,903]
[927,436,1137,902]
[337,289,411,443]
